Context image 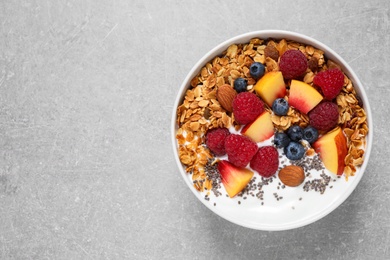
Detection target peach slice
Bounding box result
[313,127,348,175]
[241,111,274,143]
[289,80,323,114]
[254,71,286,107]
[217,160,254,198]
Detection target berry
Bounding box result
[279,50,308,79]
[302,126,319,144]
[232,92,264,125]
[272,98,289,116]
[313,68,344,100]
[224,134,258,168]
[233,78,248,93]
[309,101,339,132]
[205,128,230,156]
[250,146,279,178]
[274,132,291,148]
[287,125,303,142]
[249,62,265,80]
[284,142,305,160]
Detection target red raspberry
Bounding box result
[224,134,258,168]
[250,146,279,178]
[232,92,264,125]
[279,49,308,79]
[308,101,339,132]
[313,68,344,100]
[205,128,230,156]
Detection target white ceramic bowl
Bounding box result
[171,30,373,231]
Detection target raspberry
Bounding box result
[308,101,339,132]
[250,146,279,178]
[313,68,344,100]
[224,134,258,168]
[205,128,230,156]
[279,50,308,79]
[232,92,264,125]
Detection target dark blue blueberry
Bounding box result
[284,141,305,160]
[274,132,291,148]
[249,62,265,80]
[303,126,319,144]
[272,98,289,116]
[287,125,303,142]
[233,78,248,93]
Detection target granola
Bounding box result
[176,38,369,191]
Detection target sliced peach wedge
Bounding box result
[217,160,254,198]
[241,111,274,143]
[254,71,286,107]
[288,80,323,114]
[313,127,348,175]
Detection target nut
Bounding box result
[216,84,237,112]
[278,165,305,187]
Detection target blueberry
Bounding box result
[287,125,303,142]
[250,62,265,80]
[233,78,248,93]
[284,142,305,160]
[272,98,289,116]
[274,132,291,148]
[303,126,319,144]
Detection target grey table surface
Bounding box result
[0,0,388,259]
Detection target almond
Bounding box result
[216,84,237,112]
[278,165,305,187]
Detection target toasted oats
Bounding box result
[306,148,315,156]
[265,57,279,72]
[303,71,315,84]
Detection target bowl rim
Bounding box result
[171,30,373,231]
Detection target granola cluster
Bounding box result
[176,38,368,191]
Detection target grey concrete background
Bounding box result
[0,0,388,259]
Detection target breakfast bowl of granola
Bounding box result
[171,30,372,231]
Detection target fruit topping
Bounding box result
[287,125,303,142]
[254,71,286,107]
[224,134,258,168]
[284,141,305,160]
[249,62,265,80]
[216,84,237,112]
[288,80,323,114]
[313,127,347,175]
[232,92,264,125]
[233,78,248,93]
[308,101,339,132]
[205,128,230,156]
[279,49,308,79]
[278,165,305,187]
[272,98,289,116]
[250,146,279,178]
[313,68,344,100]
[302,126,319,144]
[274,132,291,148]
[217,160,254,198]
[241,111,274,143]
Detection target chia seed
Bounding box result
[303,172,332,194]
[205,159,223,197]
[292,154,324,172]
